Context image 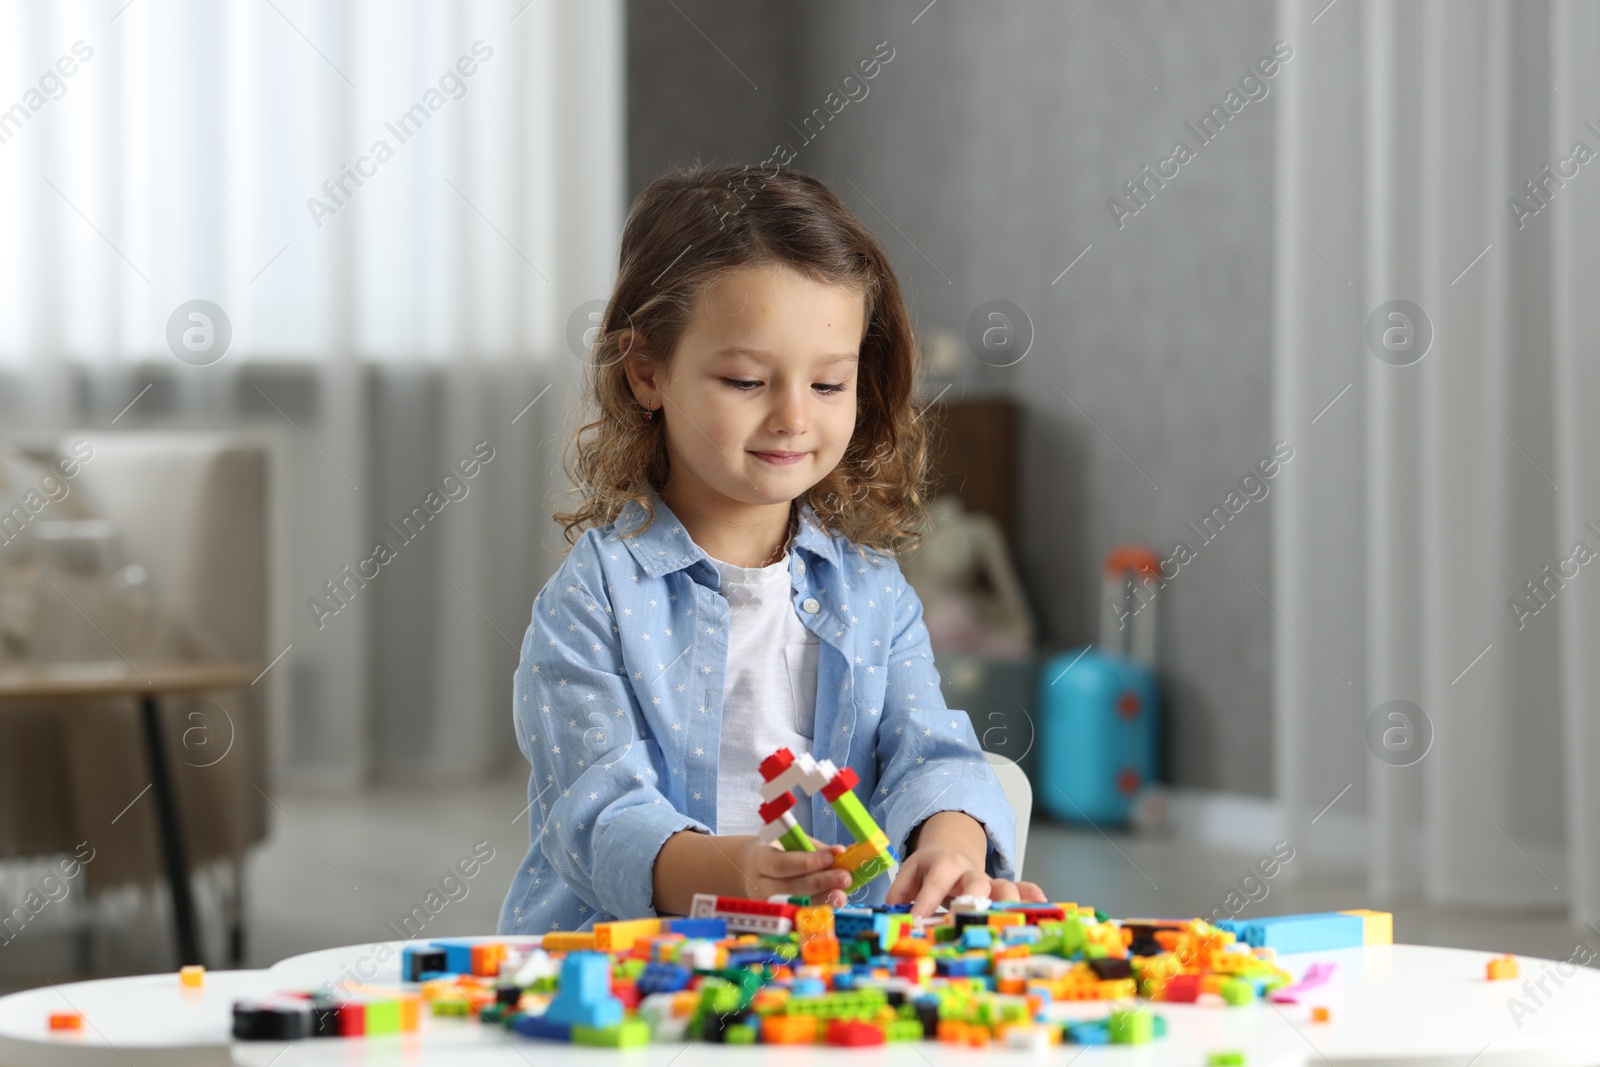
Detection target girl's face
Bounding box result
[632,263,865,515]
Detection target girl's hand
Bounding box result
[736,836,852,908]
[884,843,1048,919]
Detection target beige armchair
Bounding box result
[0,433,270,969]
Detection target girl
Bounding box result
[498,164,1045,935]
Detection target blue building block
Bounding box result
[428,938,479,975]
[790,977,826,997]
[665,917,727,939]
[637,963,692,995]
[833,910,875,941]
[513,1013,573,1041]
[936,956,990,978]
[1065,1020,1111,1044]
[960,927,994,950]
[726,949,784,969]
[543,952,623,1029]
[1001,926,1042,945]
[1216,913,1365,954]
[401,946,448,982]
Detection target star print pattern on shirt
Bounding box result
[497,486,1019,938]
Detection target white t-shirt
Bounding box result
[711,550,821,839]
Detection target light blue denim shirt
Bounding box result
[497,486,1019,934]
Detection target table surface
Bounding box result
[0,660,259,700]
[0,939,1597,1067]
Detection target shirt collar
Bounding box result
[614,485,843,580]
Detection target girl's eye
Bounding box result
[720,378,849,394]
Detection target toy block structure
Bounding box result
[759,747,897,892]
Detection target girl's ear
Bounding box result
[619,330,662,408]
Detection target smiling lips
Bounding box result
[751,450,808,465]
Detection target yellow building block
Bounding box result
[834,837,890,873]
[593,918,662,952]
[1339,909,1394,945]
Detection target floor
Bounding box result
[4,775,1596,990]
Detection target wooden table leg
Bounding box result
[139,694,202,967]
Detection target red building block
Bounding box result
[820,767,860,802]
[827,1018,886,1046]
[758,792,797,823]
[760,748,797,780]
[1163,973,1203,1002]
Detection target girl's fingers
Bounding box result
[766,847,841,879]
[911,861,964,918]
[988,877,1021,903]
[1020,880,1048,902]
[795,866,852,898]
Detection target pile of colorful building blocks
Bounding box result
[231,899,1394,1048]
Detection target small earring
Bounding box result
[642,405,656,423]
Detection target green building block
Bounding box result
[887,1019,925,1041]
[847,850,894,891]
[779,823,815,852]
[1108,1008,1154,1044]
[572,1019,651,1047]
[364,999,401,1034]
[829,790,884,843]
[1208,1053,1246,1066]
[1219,978,1256,1006]
[724,1021,758,1044]
[784,989,888,1021]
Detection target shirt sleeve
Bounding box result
[514,534,711,920]
[869,556,1021,882]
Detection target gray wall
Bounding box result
[627,0,1279,796]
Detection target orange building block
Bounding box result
[179,965,205,988]
[1487,955,1519,981]
[801,935,841,966]
[889,935,930,958]
[762,1013,818,1044]
[470,943,507,977]
[541,931,598,952]
[1311,1006,1331,1023]
[48,1011,83,1031]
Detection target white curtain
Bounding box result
[1274,0,1600,925]
[0,0,625,785]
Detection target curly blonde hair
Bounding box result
[553,163,938,558]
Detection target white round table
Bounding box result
[1,940,1596,1066]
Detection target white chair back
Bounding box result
[987,756,1032,880]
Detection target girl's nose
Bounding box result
[769,388,809,432]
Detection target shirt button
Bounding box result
[795,559,806,575]
[801,597,820,614]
